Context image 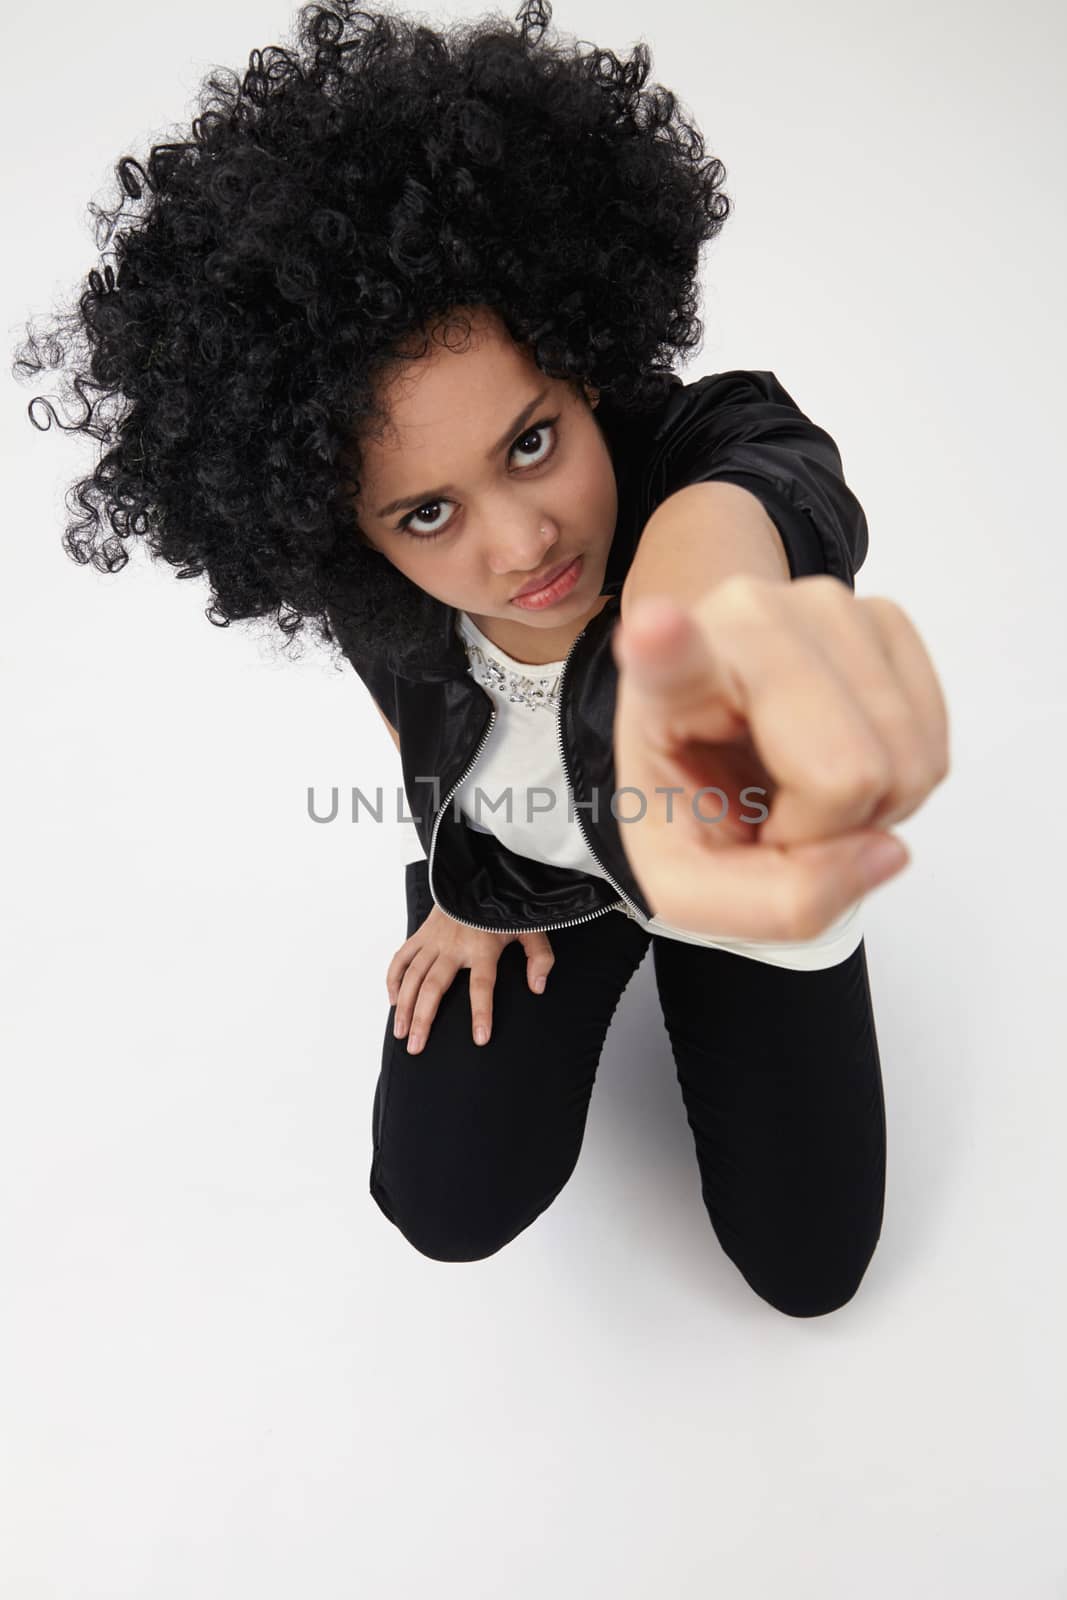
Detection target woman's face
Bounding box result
[352,309,618,662]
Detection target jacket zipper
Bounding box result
[553,625,646,923]
[425,623,644,935]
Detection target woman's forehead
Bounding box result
[366,355,561,467]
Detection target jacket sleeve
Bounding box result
[644,370,869,590]
[324,600,400,729]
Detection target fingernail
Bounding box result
[533,975,546,993]
[394,1017,406,1038]
[860,838,910,887]
[474,1026,488,1045]
[407,1032,423,1054]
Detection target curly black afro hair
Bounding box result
[11,0,731,674]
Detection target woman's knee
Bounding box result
[729,1223,884,1318]
[369,1165,567,1263]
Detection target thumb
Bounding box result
[652,828,911,944]
[781,829,912,930]
[518,931,555,995]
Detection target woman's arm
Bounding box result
[621,480,791,622]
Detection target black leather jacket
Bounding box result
[332,370,869,936]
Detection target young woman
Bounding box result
[13,0,949,1313]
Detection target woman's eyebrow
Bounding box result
[373,385,552,517]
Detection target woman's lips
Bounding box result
[512,555,574,598]
[510,555,583,610]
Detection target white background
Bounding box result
[2,0,1065,1594]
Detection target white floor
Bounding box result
[3,599,1063,1596]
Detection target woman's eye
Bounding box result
[397,500,453,539]
[510,418,556,469]
[397,416,560,539]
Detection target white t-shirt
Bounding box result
[453,611,865,971]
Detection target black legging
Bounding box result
[370,857,887,1317]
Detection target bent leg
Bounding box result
[651,935,887,1317]
[370,861,651,1262]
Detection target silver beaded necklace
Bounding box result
[460,634,562,711]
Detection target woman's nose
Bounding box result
[486,521,555,576]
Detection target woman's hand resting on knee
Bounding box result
[386,905,555,1056]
